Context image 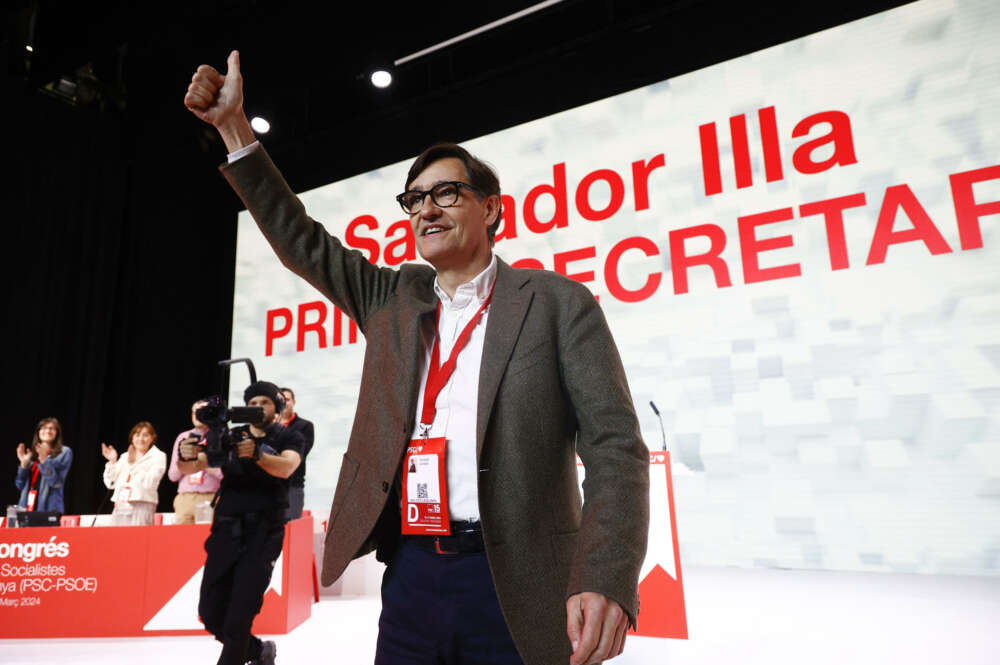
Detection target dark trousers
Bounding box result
[199,514,285,665]
[375,537,523,665]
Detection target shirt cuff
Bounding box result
[227,141,261,163]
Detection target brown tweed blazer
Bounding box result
[222,146,649,665]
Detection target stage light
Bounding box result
[250,116,271,134]
[370,69,392,88]
[26,45,33,53]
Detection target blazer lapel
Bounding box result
[476,259,533,460]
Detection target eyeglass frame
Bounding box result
[395,181,486,214]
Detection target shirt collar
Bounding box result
[433,254,497,310]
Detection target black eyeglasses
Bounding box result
[395,181,484,214]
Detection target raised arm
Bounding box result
[182,51,404,330]
[101,443,121,489]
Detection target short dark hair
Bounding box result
[405,142,502,245]
[280,387,295,399]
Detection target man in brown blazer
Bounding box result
[185,51,649,665]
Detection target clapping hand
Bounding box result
[16,443,32,468]
[100,442,118,462]
[36,441,51,463]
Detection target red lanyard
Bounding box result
[419,284,495,432]
[29,462,41,490]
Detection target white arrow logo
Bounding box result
[143,552,284,631]
[578,462,677,583]
[267,551,284,596]
[143,566,205,631]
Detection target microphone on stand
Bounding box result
[90,489,113,527]
[649,401,668,452]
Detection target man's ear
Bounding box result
[483,194,501,226]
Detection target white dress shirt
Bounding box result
[227,141,260,163]
[409,254,497,521]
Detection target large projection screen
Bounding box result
[232,0,1000,577]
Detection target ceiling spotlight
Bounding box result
[370,69,392,89]
[250,116,270,134]
[26,44,34,53]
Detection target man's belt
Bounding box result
[406,520,484,554]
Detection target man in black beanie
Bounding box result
[178,380,304,665]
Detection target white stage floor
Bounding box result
[3,566,998,665]
[0,596,383,665]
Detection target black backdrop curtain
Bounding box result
[4,72,238,516]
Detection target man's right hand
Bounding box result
[183,50,256,153]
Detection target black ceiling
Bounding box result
[6,0,913,190]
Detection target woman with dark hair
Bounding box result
[15,417,73,513]
[101,421,166,526]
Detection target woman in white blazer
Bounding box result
[101,421,167,526]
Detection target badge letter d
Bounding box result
[407,504,419,522]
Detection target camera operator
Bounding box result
[178,381,303,665]
[168,399,222,524]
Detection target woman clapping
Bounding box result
[15,417,73,513]
[101,422,166,526]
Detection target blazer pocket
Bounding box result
[550,529,579,568]
[506,340,554,380]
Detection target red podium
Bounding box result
[577,451,688,640]
[0,515,313,638]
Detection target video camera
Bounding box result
[186,358,265,466]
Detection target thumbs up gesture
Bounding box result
[184,50,255,152]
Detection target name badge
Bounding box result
[188,470,205,485]
[26,489,38,511]
[401,437,450,535]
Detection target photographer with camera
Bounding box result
[177,380,303,665]
[168,399,222,524]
